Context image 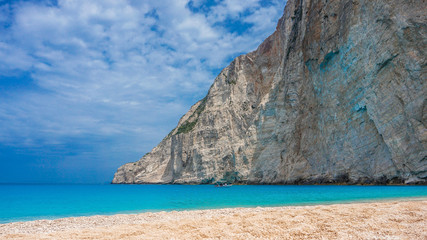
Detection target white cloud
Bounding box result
[244,4,282,33]
[0,42,34,73]
[204,0,261,23]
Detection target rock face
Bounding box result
[113,0,427,184]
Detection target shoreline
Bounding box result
[110,181,427,185]
[1,198,426,239]
[2,196,426,224]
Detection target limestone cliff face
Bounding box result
[113,0,427,184]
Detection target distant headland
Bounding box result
[113,0,427,185]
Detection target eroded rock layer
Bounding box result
[113,0,427,184]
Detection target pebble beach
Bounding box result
[1,199,426,239]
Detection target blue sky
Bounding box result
[0,0,286,183]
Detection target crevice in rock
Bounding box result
[377,54,399,73]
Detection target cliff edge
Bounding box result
[113,0,427,184]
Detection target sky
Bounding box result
[0,0,286,183]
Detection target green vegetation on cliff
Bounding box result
[175,96,207,135]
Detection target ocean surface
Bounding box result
[1,184,426,223]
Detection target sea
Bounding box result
[1,184,426,224]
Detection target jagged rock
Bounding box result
[113,0,427,185]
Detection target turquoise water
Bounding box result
[1,184,426,223]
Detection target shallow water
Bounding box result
[1,184,426,223]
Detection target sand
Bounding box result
[1,199,426,240]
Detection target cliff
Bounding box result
[113,0,427,184]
